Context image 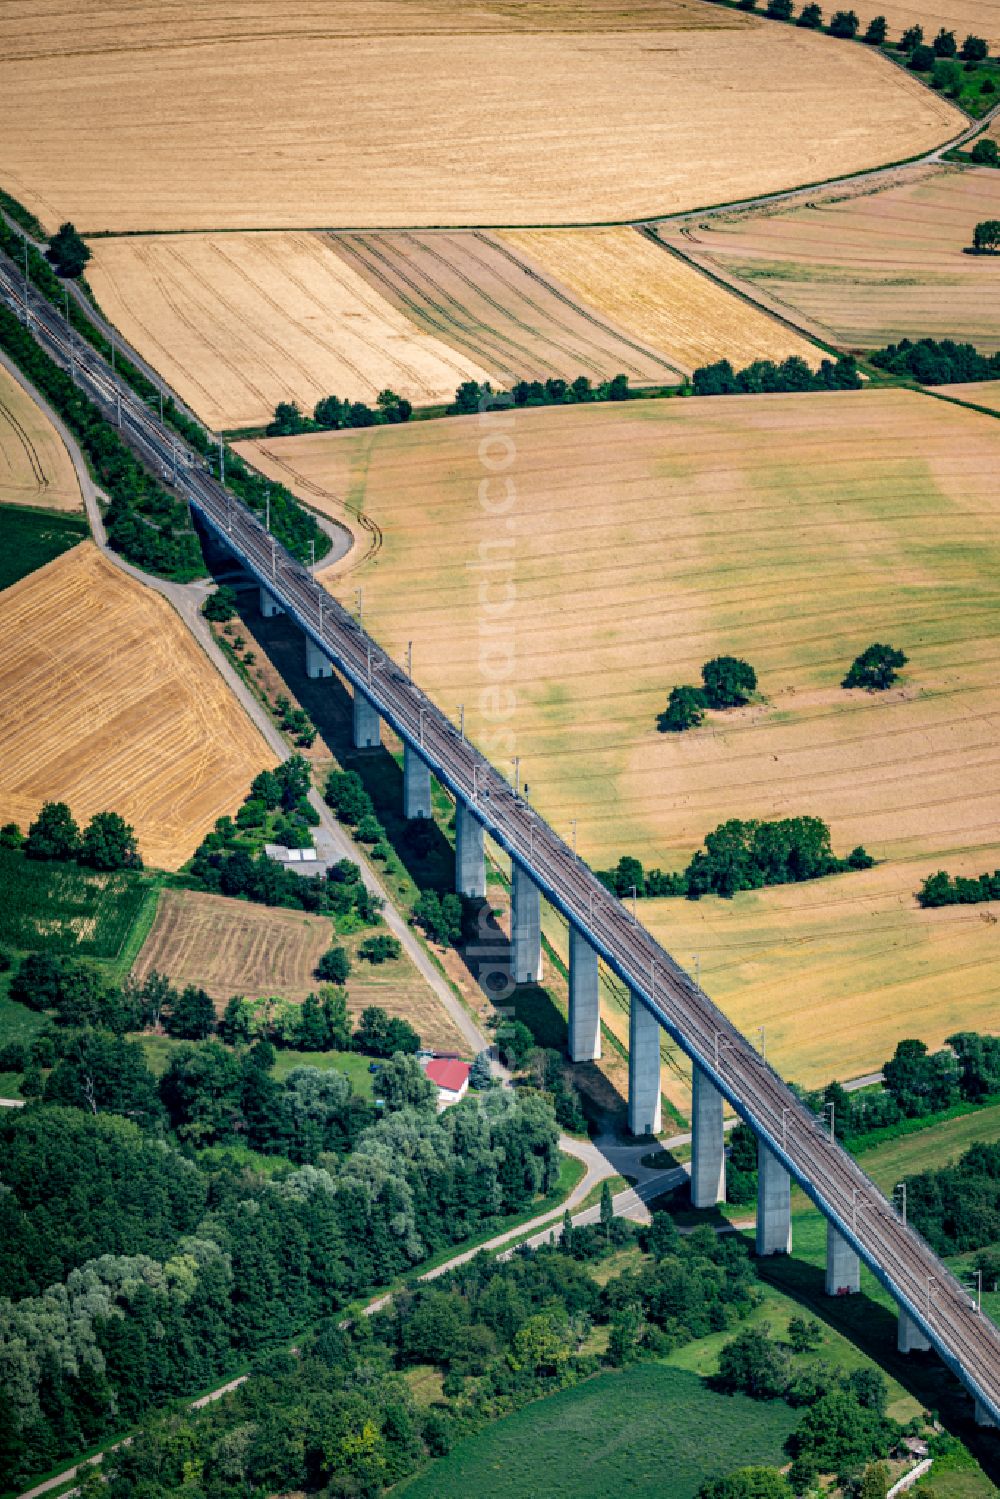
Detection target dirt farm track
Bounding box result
[0,1,960,231]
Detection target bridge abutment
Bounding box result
[628,993,662,1137]
[756,1141,792,1255]
[897,1309,931,1354]
[691,1064,726,1208]
[259,586,283,618]
[455,802,486,898]
[825,1221,860,1295]
[568,926,601,1062]
[403,742,432,819]
[305,638,334,679]
[511,864,542,984]
[352,690,381,749]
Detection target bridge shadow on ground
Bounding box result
[212,577,631,1121]
[755,1252,1000,1480]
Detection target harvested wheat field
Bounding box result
[0,542,272,869]
[0,361,82,510]
[86,233,493,431]
[497,227,822,375]
[0,1,959,232]
[665,165,1000,352]
[330,232,683,389]
[133,887,467,1053]
[937,378,1000,411]
[250,390,1000,1082]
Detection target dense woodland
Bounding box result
[691,355,861,396]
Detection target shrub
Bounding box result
[899,23,923,50]
[358,934,401,964]
[932,26,957,55]
[766,0,794,17]
[908,43,935,69]
[797,2,822,25]
[862,14,886,42]
[960,34,988,61]
[971,137,1000,165]
[203,584,237,622]
[842,643,907,690]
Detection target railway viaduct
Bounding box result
[2,248,998,1437]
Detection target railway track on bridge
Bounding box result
[1,249,998,1427]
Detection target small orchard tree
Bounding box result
[842,643,907,690]
[766,0,794,19]
[863,14,887,42]
[909,42,935,68]
[47,222,91,278]
[797,2,823,25]
[701,655,757,708]
[899,23,923,50]
[933,26,957,55]
[829,9,860,37]
[80,811,142,870]
[973,219,1000,252]
[660,684,707,732]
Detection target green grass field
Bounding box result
[398,1364,798,1499]
[0,503,87,591]
[134,1034,375,1097]
[0,849,153,959]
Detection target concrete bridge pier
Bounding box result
[353,689,381,749]
[897,1309,931,1354]
[568,926,601,1063]
[825,1221,860,1295]
[403,742,432,819]
[628,993,662,1137]
[305,638,334,679]
[259,586,284,617]
[455,802,485,898]
[511,864,542,984]
[756,1141,792,1256]
[690,1064,726,1208]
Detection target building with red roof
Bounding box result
[424,1056,470,1107]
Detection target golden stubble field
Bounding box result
[666,165,1000,352]
[852,0,1000,48]
[85,233,493,431]
[0,1,959,232]
[498,226,823,375]
[0,542,272,870]
[0,360,82,510]
[134,887,467,1052]
[243,391,1000,1084]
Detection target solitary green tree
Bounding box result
[842,642,907,690]
[47,222,91,278]
[899,23,923,50]
[829,9,860,37]
[797,2,823,26]
[973,219,1000,252]
[315,945,351,984]
[203,583,237,622]
[600,1179,614,1240]
[862,14,887,43]
[933,25,957,54]
[766,0,794,19]
[971,138,1000,166]
[961,33,988,61]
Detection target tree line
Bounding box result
[871,336,1000,383]
[691,355,861,397]
[267,387,413,437]
[598,816,873,902]
[449,372,631,414]
[1,800,141,870]
[917,867,1000,907]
